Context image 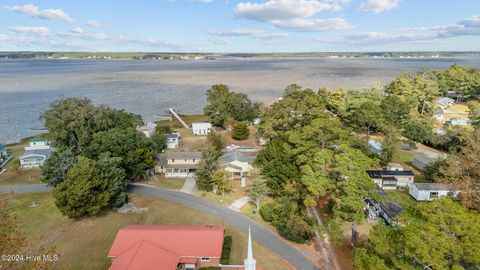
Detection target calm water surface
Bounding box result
[1,57,479,143]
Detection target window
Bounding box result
[200,258,210,262]
[430,192,438,199]
[185,158,187,162]
[193,158,195,163]
[172,158,175,163]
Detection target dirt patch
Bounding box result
[116,202,148,214]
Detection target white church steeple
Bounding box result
[244,226,256,270]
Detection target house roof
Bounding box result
[165,133,180,140]
[222,150,257,164]
[413,153,436,165]
[435,97,455,107]
[30,137,48,143]
[413,183,449,191]
[366,170,414,178]
[108,225,224,270]
[0,144,5,151]
[192,122,212,130]
[20,148,53,159]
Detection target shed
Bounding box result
[412,153,436,171]
[192,122,212,136]
[409,183,458,201]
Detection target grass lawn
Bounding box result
[156,114,209,128]
[144,174,186,190]
[381,190,416,209]
[197,180,248,206]
[4,193,292,270]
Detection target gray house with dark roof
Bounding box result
[155,151,202,178]
[366,166,414,190]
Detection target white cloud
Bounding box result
[0,34,9,42]
[213,39,232,45]
[6,4,74,23]
[85,19,103,28]
[234,0,351,32]
[71,27,85,35]
[9,26,51,37]
[208,28,289,39]
[358,0,399,14]
[325,16,480,45]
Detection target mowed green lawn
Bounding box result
[5,193,292,270]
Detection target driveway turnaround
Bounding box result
[0,184,324,270]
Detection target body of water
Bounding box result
[1,57,479,143]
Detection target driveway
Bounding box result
[0,183,323,270]
[179,176,197,194]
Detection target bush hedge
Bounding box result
[259,202,274,222]
[221,235,232,265]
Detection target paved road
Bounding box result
[0,184,323,270]
[0,184,52,193]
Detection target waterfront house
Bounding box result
[0,144,13,169]
[155,151,202,177]
[409,183,459,201]
[192,122,212,136]
[165,133,180,149]
[368,140,382,156]
[136,122,157,138]
[20,138,52,169]
[221,148,258,187]
[366,164,414,190]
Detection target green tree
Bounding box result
[211,170,232,195]
[195,144,222,191]
[42,147,77,187]
[42,98,142,154]
[232,121,250,140]
[53,156,126,218]
[468,100,480,130]
[248,167,270,213]
[203,84,259,127]
[326,217,344,245]
[402,118,434,145]
[348,100,383,135]
[355,198,480,269]
[381,126,399,163]
[255,138,299,196]
[381,95,412,126]
[258,86,326,139]
[207,131,225,153]
[84,128,155,178]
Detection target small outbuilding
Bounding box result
[412,153,436,171]
[409,183,458,201]
[136,122,157,138]
[192,122,212,136]
[20,138,53,169]
[165,133,180,149]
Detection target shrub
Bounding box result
[220,236,232,265]
[259,203,274,222]
[232,121,250,140]
[275,218,315,243]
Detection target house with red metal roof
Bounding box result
[108,225,225,270]
[108,225,259,270]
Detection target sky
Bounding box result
[0,0,479,52]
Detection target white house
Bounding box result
[368,140,382,156]
[165,133,180,149]
[136,122,157,138]
[192,122,212,136]
[221,148,258,187]
[366,164,415,190]
[0,144,13,169]
[20,138,53,169]
[409,183,459,201]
